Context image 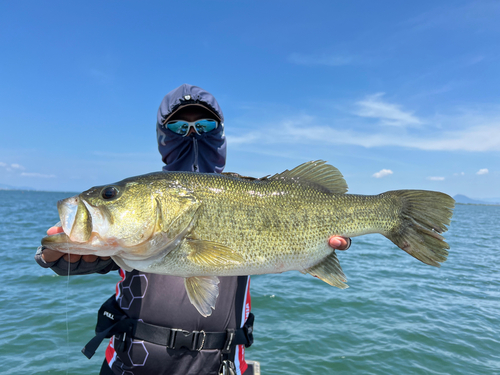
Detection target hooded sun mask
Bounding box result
[156,84,227,173]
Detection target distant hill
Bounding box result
[454,194,500,205]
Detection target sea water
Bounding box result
[0,190,498,374]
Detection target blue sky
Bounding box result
[1,0,499,199]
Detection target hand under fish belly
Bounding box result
[41,160,455,317]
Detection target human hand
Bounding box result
[328,236,351,251]
[41,226,109,263]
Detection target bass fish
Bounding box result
[42,161,455,317]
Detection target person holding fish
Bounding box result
[36,84,351,375]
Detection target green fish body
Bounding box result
[42,161,455,316]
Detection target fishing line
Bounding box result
[65,248,71,375]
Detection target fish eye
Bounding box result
[101,186,118,200]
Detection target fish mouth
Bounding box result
[40,194,163,258]
[41,196,116,256]
[59,195,93,243]
[41,195,99,247]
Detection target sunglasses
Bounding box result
[165,119,219,136]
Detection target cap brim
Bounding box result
[164,103,222,124]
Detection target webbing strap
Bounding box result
[81,319,134,359]
[132,321,251,351]
[81,314,254,359]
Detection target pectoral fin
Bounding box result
[185,239,245,267]
[305,251,348,289]
[184,276,220,317]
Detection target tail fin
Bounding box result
[385,190,455,267]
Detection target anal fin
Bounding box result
[184,276,220,317]
[304,251,348,289]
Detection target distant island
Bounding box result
[453,195,500,206]
[0,183,36,191]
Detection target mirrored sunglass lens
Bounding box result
[166,119,218,136]
[167,121,190,135]
[195,119,218,133]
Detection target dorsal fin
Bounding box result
[269,160,348,193]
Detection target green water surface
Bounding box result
[0,190,498,374]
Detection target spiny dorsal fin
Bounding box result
[269,160,348,194]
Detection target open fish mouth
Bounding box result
[41,194,164,258]
[41,195,93,252]
[57,195,93,243]
[41,195,114,254]
[51,195,111,242]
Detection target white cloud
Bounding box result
[11,163,25,170]
[477,168,489,175]
[427,176,445,181]
[232,120,500,152]
[21,172,56,178]
[453,172,465,176]
[355,93,422,127]
[0,162,6,167]
[372,169,393,178]
[227,100,500,153]
[407,125,500,152]
[288,53,353,67]
[226,132,261,146]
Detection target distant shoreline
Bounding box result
[456,202,500,207]
[0,188,78,194]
